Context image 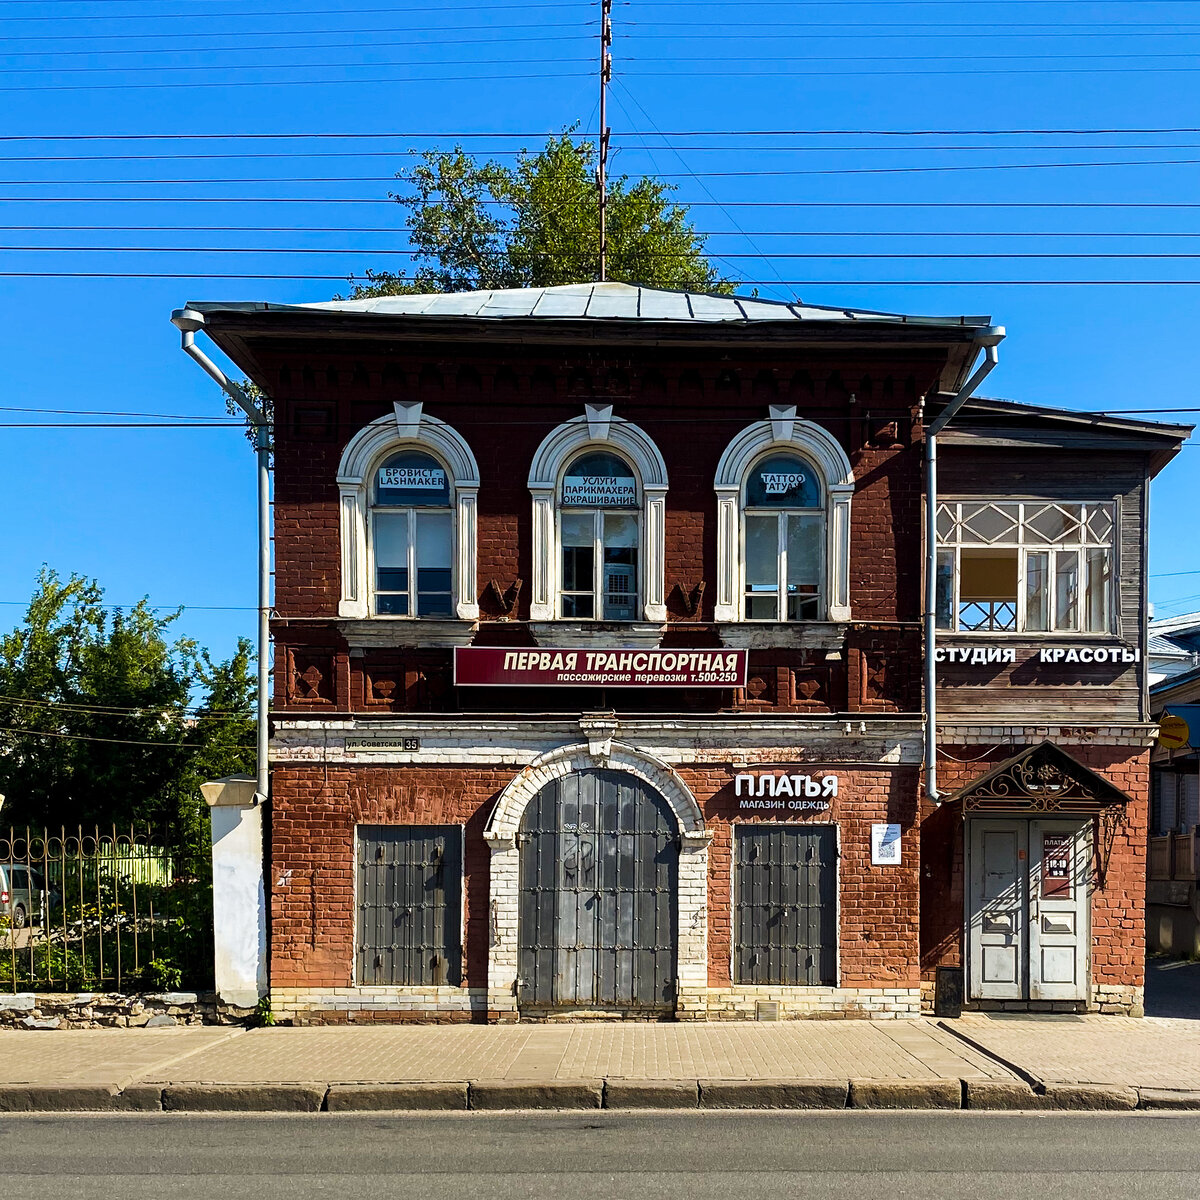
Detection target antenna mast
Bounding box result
[598,0,612,281]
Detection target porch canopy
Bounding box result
[946,740,1135,816]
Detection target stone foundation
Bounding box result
[704,986,921,1020]
[0,991,256,1029]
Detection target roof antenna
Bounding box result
[598,0,612,283]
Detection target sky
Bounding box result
[1,0,1199,661]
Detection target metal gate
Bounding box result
[356,825,462,986]
[517,769,678,1013]
[734,825,837,985]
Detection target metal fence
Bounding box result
[0,825,213,992]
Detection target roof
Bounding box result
[189,281,995,329]
[1151,611,1200,638]
[1149,634,1193,659]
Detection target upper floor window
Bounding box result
[714,407,855,624]
[336,402,480,622]
[372,449,453,616]
[527,405,669,624]
[935,501,1115,634]
[743,452,824,621]
[559,451,640,620]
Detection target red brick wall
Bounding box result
[265,346,940,714]
[919,745,1148,992]
[691,766,921,988]
[270,762,922,992]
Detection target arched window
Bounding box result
[714,406,854,623]
[742,452,824,621]
[558,450,640,620]
[527,405,669,624]
[335,402,479,622]
[371,449,453,616]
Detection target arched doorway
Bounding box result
[517,768,678,1014]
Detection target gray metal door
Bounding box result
[517,769,678,1012]
[356,825,462,986]
[735,825,837,985]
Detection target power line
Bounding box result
[2,2,594,19]
[10,157,1200,182]
[13,226,1200,237]
[0,726,256,752]
[22,246,1200,261]
[1,55,590,76]
[14,198,1200,209]
[6,127,1200,140]
[0,70,589,92]
[11,274,1200,285]
[0,695,252,720]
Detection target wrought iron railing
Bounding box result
[0,825,213,993]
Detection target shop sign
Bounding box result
[454,647,747,688]
[871,823,902,866]
[377,465,446,489]
[562,474,637,506]
[933,644,1141,666]
[735,772,836,811]
[759,469,809,497]
[345,736,421,753]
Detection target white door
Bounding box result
[968,820,1027,1000]
[1028,820,1090,1001]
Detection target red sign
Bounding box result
[454,647,748,688]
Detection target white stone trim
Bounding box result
[335,409,480,620]
[713,408,855,623]
[527,410,669,623]
[482,741,708,1016]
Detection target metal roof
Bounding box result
[190,281,992,329]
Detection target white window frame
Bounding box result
[528,404,668,623]
[714,406,854,623]
[935,499,1116,635]
[740,488,826,623]
[558,488,643,622]
[369,475,455,619]
[336,402,480,620]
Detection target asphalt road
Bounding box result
[2,1112,1199,1200]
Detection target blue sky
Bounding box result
[1,0,1198,660]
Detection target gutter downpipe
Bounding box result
[171,308,270,807]
[924,328,1004,805]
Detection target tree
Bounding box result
[231,134,731,435]
[347,134,732,298]
[0,569,254,856]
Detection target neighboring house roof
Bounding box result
[189,281,995,329]
[1151,611,1200,639]
[1152,663,1200,710]
[1150,634,1193,660]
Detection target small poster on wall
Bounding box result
[871,823,902,866]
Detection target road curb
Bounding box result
[161,1083,326,1113]
[1039,1083,1139,1111]
[604,1080,700,1109]
[1137,1088,1200,1110]
[964,1080,1056,1110]
[850,1079,962,1110]
[326,1083,469,1111]
[468,1080,603,1110]
[699,1079,848,1110]
[0,1085,123,1112]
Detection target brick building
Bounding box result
[185,282,1187,1022]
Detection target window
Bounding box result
[557,450,641,621]
[371,450,453,617]
[935,501,1115,633]
[356,825,462,986]
[714,408,854,624]
[734,825,837,985]
[742,453,824,621]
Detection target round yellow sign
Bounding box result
[1157,714,1191,751]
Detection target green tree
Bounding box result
[347,133,732,299]
[0,569,254,858]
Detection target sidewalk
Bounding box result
[3,1009,1199,1113]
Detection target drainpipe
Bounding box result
[171,307,271,808]
[924,328,1005,804]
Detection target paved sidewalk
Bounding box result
[2,1007,1200,1112]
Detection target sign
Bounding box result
[1041,832,1073,898]
[735,772,837,811]
[378,466,445,489]
[871,823,902,866]
[933,644,1141,667]
[1157,714,1191,751]
[759,469,808,497]
[454,647,747,688]
[345,736,420,753]
[562,474,637,507]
